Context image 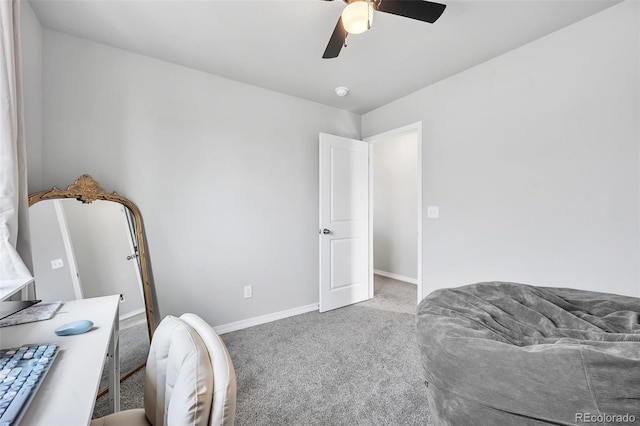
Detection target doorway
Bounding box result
[366,122,423,303]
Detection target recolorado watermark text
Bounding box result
[575,413,636,424]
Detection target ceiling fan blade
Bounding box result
[323,17,347,59]
[375,0,446,24]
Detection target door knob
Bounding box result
[322,229,331,235]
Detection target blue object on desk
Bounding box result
[0,343,59,425]
[54,320,94,336]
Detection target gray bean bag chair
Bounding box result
[416,282,640,425]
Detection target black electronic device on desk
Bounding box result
[0,301,41,321]
[0,301,62,328]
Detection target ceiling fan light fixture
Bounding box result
[341,1,374,35]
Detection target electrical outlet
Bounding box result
[50,258,64,270]
[244,285,252,299]
[119,294,125,303]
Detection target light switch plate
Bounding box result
[51,258,64,269]
[427,206,440,219]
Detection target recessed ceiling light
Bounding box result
[335,87,349,97]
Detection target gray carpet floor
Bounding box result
[98,315,149,392]
[93,275,432,425]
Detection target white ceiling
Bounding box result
[28,0,620,114]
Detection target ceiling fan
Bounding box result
[322,0,446,58]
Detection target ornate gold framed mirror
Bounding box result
[28,175,156,394]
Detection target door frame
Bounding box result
[364,122,423,303]
[52,200,84,299]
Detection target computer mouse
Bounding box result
[55,320,94,336]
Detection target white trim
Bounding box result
[373,270,418,285]
[119,307,145,324]
[368,143,374,300]
[53,200,84,299]
[365,122,423,303]
[214,303,319,335]
[416,123,423,302]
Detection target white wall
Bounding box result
[373,133,418,281]
[363,1,640,298]
[37,30,361,327]
[20,1,43,190]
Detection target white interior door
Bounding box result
[119,205,146,319]
[319,133,371,312]
[64,200,145,319]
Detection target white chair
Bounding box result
[91,314,236,426]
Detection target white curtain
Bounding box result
[0,0,32,280]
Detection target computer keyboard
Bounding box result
[0,344,58,426]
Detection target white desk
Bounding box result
[0,295,120,425]
[0,278,34,301]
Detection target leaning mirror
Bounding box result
[28,175,156,394]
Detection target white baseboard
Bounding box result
[120,307,145,322]
[374,269,418,285]
[214,303,319,335]
[119,308,146,329]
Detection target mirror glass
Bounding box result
[28,175,156,393]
